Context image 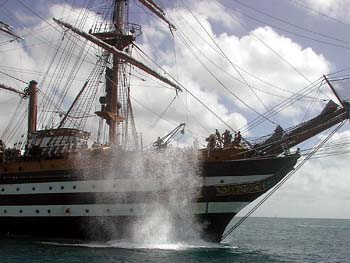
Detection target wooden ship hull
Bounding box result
[0,89,347,243]
[0,154,299,242]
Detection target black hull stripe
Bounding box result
[0,189,264,206]
[0,213,237,242]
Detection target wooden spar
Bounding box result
[260,102,349,156]
[27,81,38,134]
[136,0,176,31]
[52,18,182,93]
[0,20,23,40]
[323,75,346,108]
[0,83,26,97]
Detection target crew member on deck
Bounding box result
[237,131,241,143]
[215,129,222,148]
[206,134,216,156]
[222,130,232,148]
[234,131,242,146]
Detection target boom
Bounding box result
[0,83,26,97]
[258,100,349,156]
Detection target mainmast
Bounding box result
[53,0,180,148]
[109,0,127,144]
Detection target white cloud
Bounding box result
[298,0,350,22]
[187,0,241,29]
[136,4,331,139]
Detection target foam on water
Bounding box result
[40,240,234,251]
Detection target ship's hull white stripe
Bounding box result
[0,202,249,217]
[0,175,273,195]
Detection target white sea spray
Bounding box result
[88,146,204,245]
[129,147,203,244]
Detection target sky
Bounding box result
[0,0,350,219]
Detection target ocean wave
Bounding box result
[40,240,238,251]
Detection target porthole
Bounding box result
[19,210,23,214]
[32,187,36,191]
[16,187,20,192]
[106,209,110,213]
[36,209,39,214]
[65,208,70,214]
[1,188,4,192]
[73,185,76,190]
[49,186,52,190]
[129,208,134,212]
[220,180,224,183]
[47,209,51,214]
[61,186,64,190]
[85,209,89,213]
[3,210,7,214]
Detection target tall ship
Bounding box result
[0,0,349,243]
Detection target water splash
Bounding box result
[85,146,204,245]
[129,147,203,244]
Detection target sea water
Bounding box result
[1,217,350,262]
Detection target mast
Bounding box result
[53,0,181,148]
[27,80,38,134]
[109,0,126,145]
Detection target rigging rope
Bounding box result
[226,0,350,50]
[150,95,177,128]
[220,121,346,242]
[214,0,320,91]
[171,6,325,102]
[290,0,350,29]
[174,28,278,126]
[240,77,325,133]
[167,5,333,136]
[132,44,241,135]
[180,0,277,125]
[0,70,28,84]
